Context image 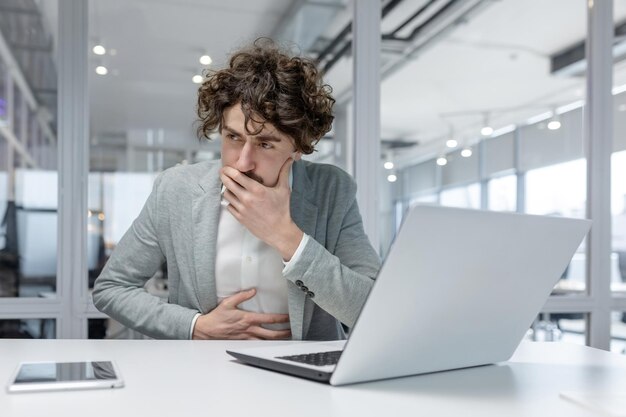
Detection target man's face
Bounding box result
[220,104,301,187]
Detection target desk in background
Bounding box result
[1,339,625,417]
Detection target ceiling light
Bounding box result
[546,107,562,130]
[547,120,561,130]
[95,66,108,75]
[619,104,626,112]
[481,126,493,136]
[461,148,473,158]
[92,45,106,55]
[436,156,447,166]
[199,55,213,65]
[446,139,458,148]
[387,174,397,183]
[192,74,203,84]
[384,161,394,170]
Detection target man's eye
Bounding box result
[260,142,273,149]
[226,134,238,141]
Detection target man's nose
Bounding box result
[234,142,255,172]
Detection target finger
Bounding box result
[230,333,262,341]
[221,288,257,309]
[247,326,292,340]
[276,157,293,189]
[246,312,290,325]
[221,171,246,199]
[222,166,259,191]
[223,189,243,211]
[226,204,242,222]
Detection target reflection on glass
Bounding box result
[440,183,480,209]
[14,361,117,383]
[488,175,516,212]
[0,319,56,338]
[612,151,626,293]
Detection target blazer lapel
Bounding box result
[192,163,222,313]
[288,161,318,340]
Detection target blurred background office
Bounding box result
[0,0,625,352]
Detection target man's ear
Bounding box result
[292,151,302,161]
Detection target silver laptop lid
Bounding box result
[330,205,590,385]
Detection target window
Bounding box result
[488,175,516,212]
[612,151,626,294]
[525,159,586,218]
[440,184,481,209]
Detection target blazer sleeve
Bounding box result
[92,172,198,339]
[283,188,381,328]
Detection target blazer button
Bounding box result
[301,285,309,292]
[295,280,303,288]
[307,291,315,298]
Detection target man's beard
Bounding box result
[244,171,264,184]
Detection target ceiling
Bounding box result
[38,0,626,165]
[86,0,294,141]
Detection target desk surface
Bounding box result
[1,339,625,417]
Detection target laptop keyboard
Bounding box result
[277,350,342,366]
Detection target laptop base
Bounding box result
[227,350,333,383]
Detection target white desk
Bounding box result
[1,340,625,417]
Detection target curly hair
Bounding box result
[196,38,335,154]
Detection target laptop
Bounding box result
[227,205,591,386]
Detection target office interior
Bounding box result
[0,0,624,354]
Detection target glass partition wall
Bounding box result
[85,0,355,338]
[0,0,59,338]
[381,0,626,351]
[1,0,624,350]
[612,0,626,346]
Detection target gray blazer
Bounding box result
[93,160,381,340]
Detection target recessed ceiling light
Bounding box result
[481,126,494,136]
[192,74,203,84]
[446,139,458,148]
[95,66,108,75]
[199,55,212,65]
[461,148,473,158]
[92,45,106,55]
[436,156,447,166]
[387,174,397,183]
[547,120,561,130]
[384,161,394,170]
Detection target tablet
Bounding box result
[6,361,124,393]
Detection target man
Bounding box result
[93,39,381,340]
